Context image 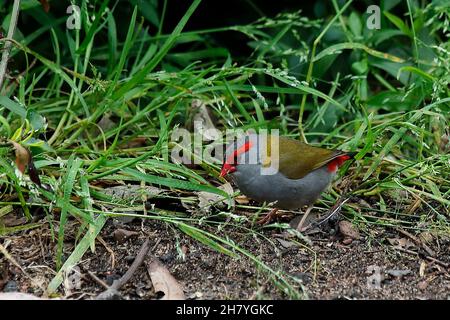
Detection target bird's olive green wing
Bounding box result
[263,136,343,180]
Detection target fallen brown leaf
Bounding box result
[147,257,185,300]
[112,228,139,244]
[419,261,427,277]
[0,292,46,300]
[196,182,234,213]
[11,141,30,174]
[120,137,148,149]
[419,232,434,244]
[418,280,428,290]
[338,220,360,240]
[387,237,415,250]
[235,195,249,205]
[187,99,219,141]
[385,269,411,278]
[27,159,42,186]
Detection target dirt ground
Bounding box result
[1,208,449,300]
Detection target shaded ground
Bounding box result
[1,211,449,300]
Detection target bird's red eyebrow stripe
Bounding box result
[226,141,253,163]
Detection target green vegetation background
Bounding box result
[0,0,448,297]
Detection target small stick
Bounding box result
[425,256,449,268]
[393,246,448,268]
[305,197,350,231]
[84,269,110,290]
[0,242,46,291]
[396,228,435,257]
[95,239,151,300]
[151,238,162,252]
[96,236,116,269]
[112,239,150,289]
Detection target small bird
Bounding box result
[220,133,355,229]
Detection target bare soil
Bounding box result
[1,211,449,300]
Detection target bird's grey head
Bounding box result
[220,133,279,177]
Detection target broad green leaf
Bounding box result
[0,96,26,118]
[348,12,362,37]
[383,11,412,37]
[397,66,435,82]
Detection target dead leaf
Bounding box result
[112,228,139,244]
[103,185,161,202]
[11,141,30,174]
[406,197,422,214]
[2,215,27,227]
[275,237,296,249]
[120,137,148,149]
[196,182,234,213]
[338,221,360,240]
[439,133,449,153]
[27,158,42,186]
[188,99,219,141]
[9,141,42,186]
[147,257,185,300]
[419,232,433,244]
[103,185,162,223]
[385,269,411,277]
[235,195,249,205]
[419,261,426,277]
[387,237,415,250]
[342,238,353,245]
[98,114,116,132]
[358,199,372,209]
[0,292,46,300]
[418,280,428,290]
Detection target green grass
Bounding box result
[0,0,449,298]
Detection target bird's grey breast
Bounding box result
[232,164,334,210]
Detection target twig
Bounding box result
[95,239,150,300]
[0,241,46,292]
[111,239,150,288]
[425,256,449,269]
[0,0,20,92]
[96,235,116,269]
[393,246,449,268]
[151,238,162,252]
[396,228,435,257]
[84,269,110,290]
[4,57,36,90]
[307,196,350,230]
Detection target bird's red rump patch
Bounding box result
[327,155,351,172]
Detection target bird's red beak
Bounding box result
[220,163,235,177]
[220,140,251,177]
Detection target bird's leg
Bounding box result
[257,208,279,225]
[296,205,314,232]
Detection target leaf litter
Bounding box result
[2,214,450,300]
